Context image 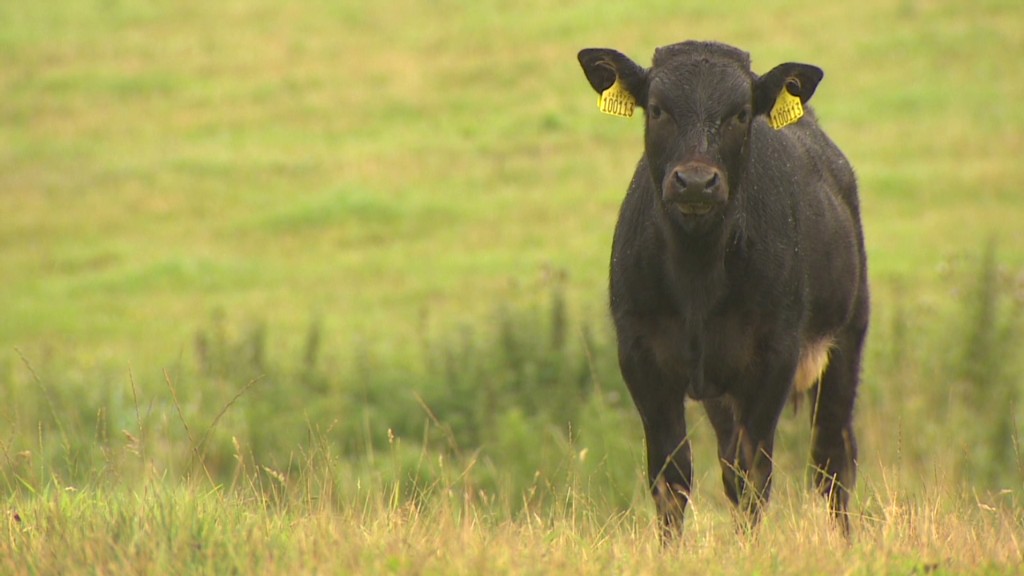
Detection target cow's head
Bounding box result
[578,41,823,235]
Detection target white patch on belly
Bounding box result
[794,338,835,393]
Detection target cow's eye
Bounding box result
[648,104,663,121]
[735,107,750,125]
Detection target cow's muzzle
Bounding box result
[664,163,727,215]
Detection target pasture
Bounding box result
[2,0,1023,573]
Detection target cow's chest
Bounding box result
[643,306,760,396]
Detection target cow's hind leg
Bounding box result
[809,323,866,535]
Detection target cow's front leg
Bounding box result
[619,338,691,542]
[716,357,796,528]
[642,398,691,542]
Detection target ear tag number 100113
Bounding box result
[598,79,636,118]
[768,86,804,130]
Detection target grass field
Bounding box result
[3,0,1024,573]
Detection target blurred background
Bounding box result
[2,0,1023,512]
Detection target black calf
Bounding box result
[577,40,869,539]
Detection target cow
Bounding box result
[577,40,869,540]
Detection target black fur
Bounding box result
[578,41,869,540]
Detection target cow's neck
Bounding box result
[660,211,740,319]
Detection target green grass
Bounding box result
[4,0,1019,364]
[3,438,1022,574]
[2,0,1024,573]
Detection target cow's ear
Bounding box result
[577,48,648,106]
[753,63,824,117]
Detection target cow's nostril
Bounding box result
[674,171,688,188]
[705,171,720,191]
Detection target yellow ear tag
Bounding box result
[598,79,636,118]
[768,87,804,130]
